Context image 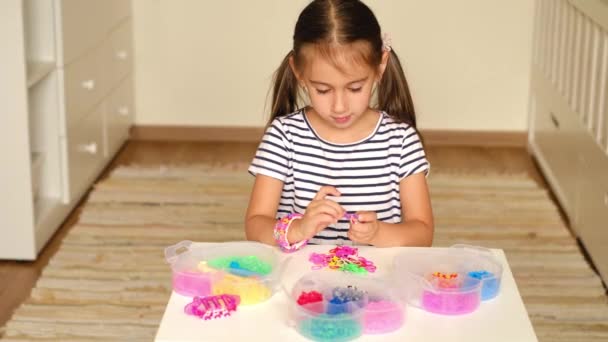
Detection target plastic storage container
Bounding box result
[451,244,503,301]
[164,241,281,305]
[392,244,503,315]
[286,271,405,341]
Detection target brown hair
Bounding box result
[269,0,417,129]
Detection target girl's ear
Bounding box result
[288,55,303,85]
[377,50,390,81]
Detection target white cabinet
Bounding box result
[0,0,134,260]
[529,0,608,282]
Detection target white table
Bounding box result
[155,244,538,342]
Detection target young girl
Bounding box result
[245,0,433,252]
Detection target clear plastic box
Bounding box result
[450,244,503,301]
[286,271,405,341]
[392,244,503,315]
[164,241,281,305]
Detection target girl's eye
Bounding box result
[314,87,361,94]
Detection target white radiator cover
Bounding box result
[529,0,608,282]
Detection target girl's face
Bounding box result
[291,47,388,130]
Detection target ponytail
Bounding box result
[377,50,417,129]
[269,51,300,125]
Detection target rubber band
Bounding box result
[184,294,240,320]
[273,213,306,253]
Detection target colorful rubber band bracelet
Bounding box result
[274,213,306,253]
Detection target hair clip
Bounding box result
[184,294,240,320]
[382,33,392,52]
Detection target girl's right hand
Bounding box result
[291,186,344,241]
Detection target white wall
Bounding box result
[132,0,535,131]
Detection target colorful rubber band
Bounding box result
[184,294,240,320]
[274,213,306,253]
[309,245,376,273]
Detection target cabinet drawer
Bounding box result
[531,70,587,218]
[63,46,107,126]
[103,20,133,88]
[104,77,134,157]
[575,153,608,283]
[58,0,108,65]
[532,97,580,216]
[58,0,132,65]
[106,0,131,29]
[66,107,104,202]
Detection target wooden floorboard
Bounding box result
[0,140,549,328]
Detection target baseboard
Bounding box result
[421,130,527,147]
[131,125,527,147]
[131,125,266,142]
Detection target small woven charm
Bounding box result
[184,294,240,320]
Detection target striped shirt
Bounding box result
[248,110,430,245]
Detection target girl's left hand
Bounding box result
[348,211,380,244]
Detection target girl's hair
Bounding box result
[269,0,417,129]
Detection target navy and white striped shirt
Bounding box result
[248,110,429,245]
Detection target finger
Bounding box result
[313,185,341,201]
[348,229,367,242]
[347,229,358,242]
[356,211,376,223]
[349,222,368,233]
[307,201,343,220]
[349,228,370,243]
[313,214,338,232]
[320,199,345,219]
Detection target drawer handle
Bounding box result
[118,106,130,116]
[116,50,129,60]
[81,79,96,91]
[604,192,608,208]
[550,112,560,129]
[78,142,98,155]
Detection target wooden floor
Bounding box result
[0,141,549,328]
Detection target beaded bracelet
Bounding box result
[274,213,307,253]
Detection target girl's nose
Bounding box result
[332,91,347,114]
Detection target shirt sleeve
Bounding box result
[248,118,291,182]
[399,127,430,180]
